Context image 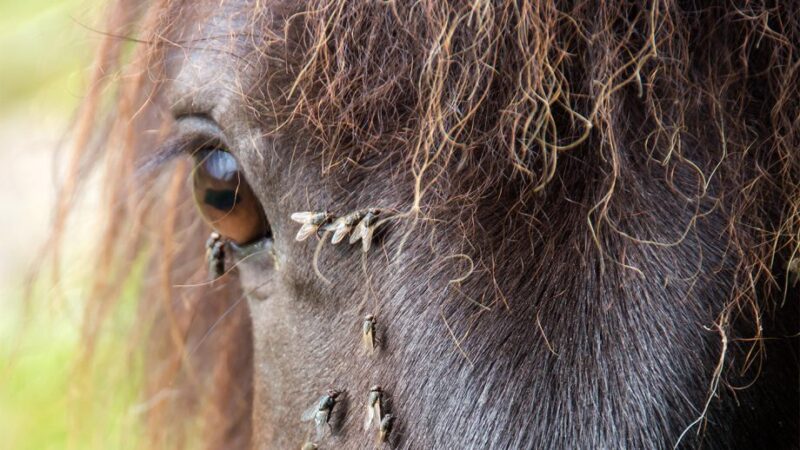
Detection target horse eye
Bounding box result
[191,149,270,244]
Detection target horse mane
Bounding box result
[56,0,798,447]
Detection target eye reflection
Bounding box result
[192,149,269,244]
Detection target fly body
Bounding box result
[205,232,226,280]
[364,385,383,430]
[300,390,341,440]
[291,211,333,241]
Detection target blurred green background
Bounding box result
[0,1,143,449]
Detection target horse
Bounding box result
[60,0,799,448]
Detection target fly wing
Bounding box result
[295,223,318,241]
[291,212,318,224]
[349,218,368,244]
[361,225,375,252]
[363,404,375,430]
[313,411,329,440]
[300,397,323,422]
[362,328,374,353]
[330,225,352,244]
[364,401,382,432]
[376,415,393,444]
[376,430,386,445]
[300,406,316,422]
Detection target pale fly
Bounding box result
[291,211,333,241]
[300,443,317,450]
[349,208,380,252]
[362,314,377,354]
[325,210,366,244]
[301,390,341,440]
[364,385,384,430]
[377,414,395,444]
[205,232,226,280]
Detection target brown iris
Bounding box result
[192,149,269,244]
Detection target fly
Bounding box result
[364,385,383,430]
[325,210,365,244]
[301,389,341,440]
[362,314,377,354]
[291,211,333,241]
[205,232,226,280]
[349,208,380,252]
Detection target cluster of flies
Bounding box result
[207,208,396,447]
[294,209,390,445]
[300,385,394,445]
[290,208,382,252]
[204,208,385,282]
[299,313,394,447]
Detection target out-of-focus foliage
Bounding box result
[0,273,145,450]
[0,0,97,110]
[0,1,146,449]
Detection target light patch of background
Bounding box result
[0,2,143,449]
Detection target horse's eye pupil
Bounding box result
[192,149,269,244]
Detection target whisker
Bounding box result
[185,277,273,360]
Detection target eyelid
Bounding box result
[174,114,230,155]
[137,115,230,176]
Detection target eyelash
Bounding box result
[137,133,225,178]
